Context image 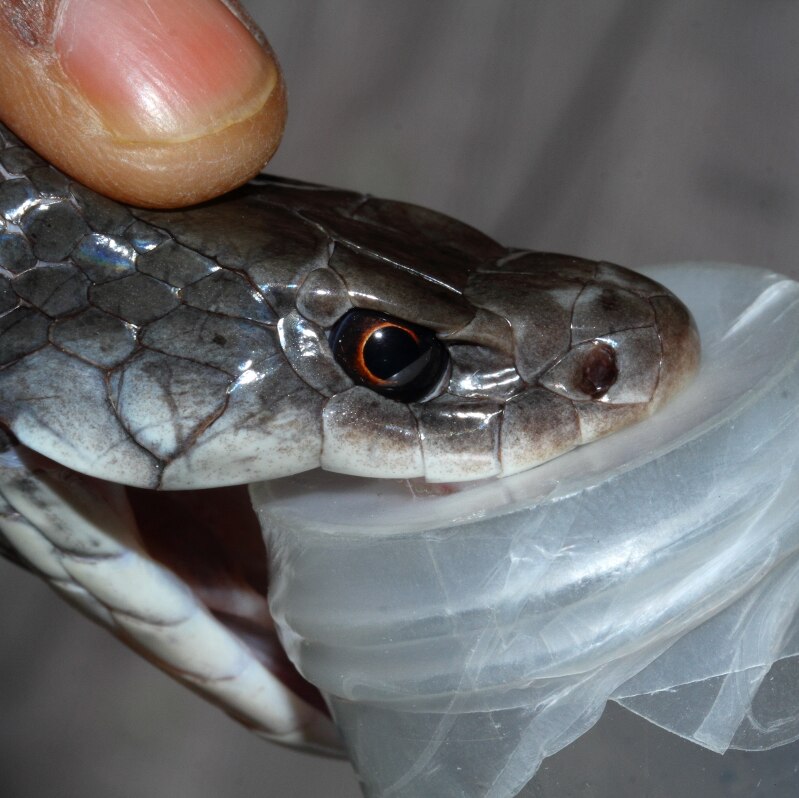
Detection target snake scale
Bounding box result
[0,120,699,749]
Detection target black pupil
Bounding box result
[330,309,448,403]
[363,326,421,380]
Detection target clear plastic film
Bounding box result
[252,263,799,797]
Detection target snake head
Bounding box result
[0,132,699,489]
[288,232,700,483]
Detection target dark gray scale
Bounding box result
[0,276,18,315]
[0,223,36,274]
[278,310,353,396]
[13,262,90,316]
[300,207,473,294]
[125,219,170,253]
[570,283,655,343]
[134,198,331,317]
[470,270,582,381]
[90,273,179,325]
[19,200,89,261]
[183,270,276,323]
[327,243,473,332]
[50,308,137,368]
[295,267,351,327]
[0,178,37,223]
[246,173,368,216]
[71,233,138,283]
[1,347,160,486]
[353,196,507,266]
[70,181,134,235]
[141,305,279,377]
[0,146,46,175]
[0,120,699,490]
[27,166,70,198]
[136,239,217,288]
[252,175,506,288]
[0,308,49,365]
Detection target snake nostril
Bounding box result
[577,342,618,399]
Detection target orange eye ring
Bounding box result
[353,321,421,385]
[330,309,448,403]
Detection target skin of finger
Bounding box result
[0,2,287,208]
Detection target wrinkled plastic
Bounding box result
[252,263,799,797]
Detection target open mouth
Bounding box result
[0,432,341,753]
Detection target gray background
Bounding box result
[3,2,799,796]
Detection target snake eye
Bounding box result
[330,309,449,402]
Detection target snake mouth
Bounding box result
[0,433,339,753]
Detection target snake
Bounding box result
[0,120,699,752]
